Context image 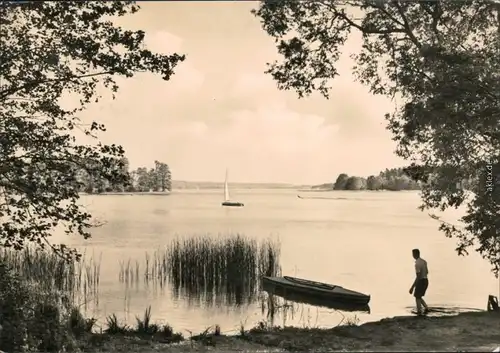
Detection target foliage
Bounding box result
[102,308,183,342]
[0,262,30,351]
[345,176,366,190]
[128,161,172,192]
[253,0,500,275]
[331,168,420,191]
[80,158,172,193]
[135,306,159,335]
[77,157,130,194]
[366,175,383,191]
[333,173,349,190]
[0,1,183,259]
[68,307,97,338]
[0,258,182,351]
[104,314,130,335]
[0,261,80,352]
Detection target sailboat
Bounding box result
[221,169,244,207]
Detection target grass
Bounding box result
[118,233,282,306]
[99,306,183,342]
[105,313,131,334]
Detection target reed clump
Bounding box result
[0,247,101,304]
[153,233,281,305]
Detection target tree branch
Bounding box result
[391,0,422,49]
[0,71,112,101]
[323,2,407,35]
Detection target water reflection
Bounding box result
[170,278,258,307]
[268,290,371,313]
[262,277,370,312]
[260,281,371,328]
[404,305,483,316]
[257,290,370,328]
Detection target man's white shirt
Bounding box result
[415,258,428,279]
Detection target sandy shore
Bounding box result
[83,311,500,352]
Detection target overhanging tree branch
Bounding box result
[0,71,113,100]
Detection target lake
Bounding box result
[52,189,498,334]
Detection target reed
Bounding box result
[118,258,141,286]
[0,247,101,304]
[130,233,282,305]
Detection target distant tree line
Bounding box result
[129,160,172,192]
[333,168,421,191]
[331,168,475,191]
[78,158,172,194]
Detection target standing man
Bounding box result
[409,248,429,316]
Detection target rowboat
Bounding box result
[262,276,370,305]
[267,287,371,312]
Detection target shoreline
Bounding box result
[78,189,422,195]
[82,310,500,352]
[80,192,170,196]
[298,189,419,192]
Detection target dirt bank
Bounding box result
[85,311,500,352]
[242,311,500,352]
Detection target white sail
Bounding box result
[224,169,230,201]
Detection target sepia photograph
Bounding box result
[0,0,499,352]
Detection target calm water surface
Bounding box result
[52,189,498,333]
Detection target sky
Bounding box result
[76,1,406,185]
